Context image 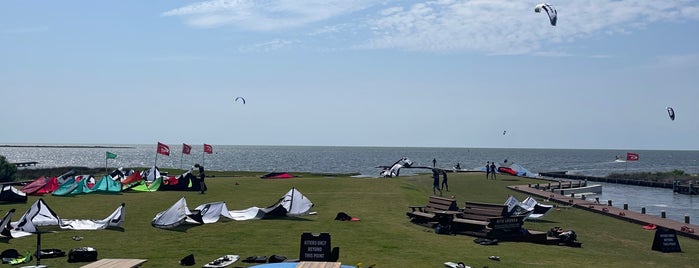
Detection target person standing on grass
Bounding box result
[485,161,491,179]
[441,170,449,192]
[490,162,497,180]
[194,164,207,194]
[432,169,442,196]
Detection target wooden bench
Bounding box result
[406,196,458,223]
[452,201,525,238]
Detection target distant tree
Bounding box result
[0,155,17,182]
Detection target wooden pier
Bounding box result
[528,180,603,196]
[509,184,699,240]
[673,182,699,195]
[540,171,698,195]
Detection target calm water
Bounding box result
[2,145,698,223]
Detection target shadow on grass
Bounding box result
[528,219,558,224]
[158,224,202,233]
[262,217,315,222]
[106,227,126,232]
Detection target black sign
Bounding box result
[300,232,331,261]
[652,228,682,253]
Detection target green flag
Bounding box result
[106,152,118,159]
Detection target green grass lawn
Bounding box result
[2,171,698,267]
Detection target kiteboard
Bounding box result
[444,261,471,268]
[202,255,239,268]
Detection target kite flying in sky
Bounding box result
[667,107,675,121]
[235,97,246,104]
[535,3,557,26]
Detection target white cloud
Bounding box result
[162,0,379,30]
[163,0,699,54]
[238,38,298,52]
[365,0,699,54]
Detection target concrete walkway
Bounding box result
[508,184,699,240]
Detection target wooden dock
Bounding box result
[540,171,699,195]
[539,171,676,188]
[528,180,602,196]
[673,182,699,195]
[508,184,699,240]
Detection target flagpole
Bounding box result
[180,151,184,170]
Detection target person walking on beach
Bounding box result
[194,164,207,194]
[485,161,490,179]
[441,170,449,192]
[432,169,442,196]
[432,158,437,168]
[490,162,497,180]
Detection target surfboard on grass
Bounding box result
[203,255,239,268]
[444,261,471,268]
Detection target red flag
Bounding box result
[626,152,639,161]
[182,143,192,155]
[157,142,170,156]
[204,144,213,154]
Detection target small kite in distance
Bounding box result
[535,3,557,26]
[235,97,246,104]
[503,130,507,135]
[667,107,675,121]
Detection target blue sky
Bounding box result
[2,0,698,150]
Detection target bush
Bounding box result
[0,155,17,182]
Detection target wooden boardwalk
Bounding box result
[508,184,699,240]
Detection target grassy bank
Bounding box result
[1,172,697,267]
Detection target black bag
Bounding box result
[242,256,267,263]
[268,255,287,263]
[1,249,19,264]
[68,247,98,263]
[36,248,66,259]
[334,212,352,221]
[0,249,19,259]
[179,254,195,266]
[435,223,452,235]
[559,230,577,243]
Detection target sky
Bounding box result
[1,0,699,150]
